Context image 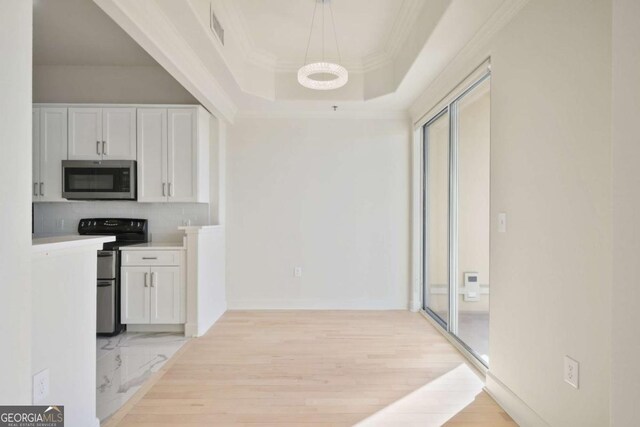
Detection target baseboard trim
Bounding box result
[485,371,550,427]
[184,322,198,337]
[126,324,185,333]
[227,299,408,310]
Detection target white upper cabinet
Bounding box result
[137,109,168,202]
[138,107,209,203]
[68,107,136,160]
[33,107,67,202]
[167,108,197,202]
[102,108,137,160]
[33,103,208,204]
[68,108,102,160]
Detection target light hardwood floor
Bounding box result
[104,311,516,427]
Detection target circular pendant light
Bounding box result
[298,62,348,91]
[298,0,348,91]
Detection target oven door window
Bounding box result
[64,168,130,193]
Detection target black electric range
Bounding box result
[79,218,148,336]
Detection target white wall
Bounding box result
[33,65,197,104]
[0,0,33,404]
[411,0,611,425]
[227,116,410,309]
[32,245,102,427]
[611,0,640,425]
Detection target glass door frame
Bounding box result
[422,106,451,330]
[421,70,491,367]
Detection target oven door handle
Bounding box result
[97,252,115,258]
[97,281,113,287]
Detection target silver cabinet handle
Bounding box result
[144,272,149,287]
[168,182,173,197]
[33,183,38,196]
[102,141,107,156]
[97,141,101,155]
[162,182,166,197]
[151,272,156,287]
[142,257,158,260]
[39,182,44,196]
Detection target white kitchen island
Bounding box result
[32,235,114,427]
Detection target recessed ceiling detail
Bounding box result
[215,0,426,74]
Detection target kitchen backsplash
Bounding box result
[33,202,210,242]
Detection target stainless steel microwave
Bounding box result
[62,160,136,200]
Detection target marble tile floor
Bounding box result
[96,332,188,423]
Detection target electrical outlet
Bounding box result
[294,267,302,277]
[564,356,579,389]
[33,368,49,404]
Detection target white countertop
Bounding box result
[122,242,185,250]
[32,235,115,253]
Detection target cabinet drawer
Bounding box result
[121,250,182,266]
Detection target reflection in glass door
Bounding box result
[422,71,491,366]
[422,109,450,327]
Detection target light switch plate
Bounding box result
[294,267,302,277]
[498,213,507,233]
[33,368,50,404]
[564,356,579,389]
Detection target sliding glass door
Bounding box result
[422,72,491,365]
[422,110,450,327]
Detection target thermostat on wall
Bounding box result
[463,272,480,302]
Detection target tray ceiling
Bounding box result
[219,0,424,72]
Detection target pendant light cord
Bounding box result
[322,1,325,62]
[303,1,318,66]
[303,0,342,66]
[329,2,341,63]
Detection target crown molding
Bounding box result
[219,0,426,74]
[409,0,531,121]
[235,109,410,121]
[361,0,424,71]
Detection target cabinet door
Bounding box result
[137,109,168,202]
[32,108,40,202]
[39,108,67,202]
[121,267,150,324]
[68,108,102,160]
[149,266,181,324]
[103,108,136,160]
[167,109,197,202]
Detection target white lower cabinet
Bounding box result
[121,250,185,325]
[121,267,150,324]
[149,267,181,324]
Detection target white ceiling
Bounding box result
[224,0,416,72]
[33,0,156,66]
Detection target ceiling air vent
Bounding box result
[210,4,224,46]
